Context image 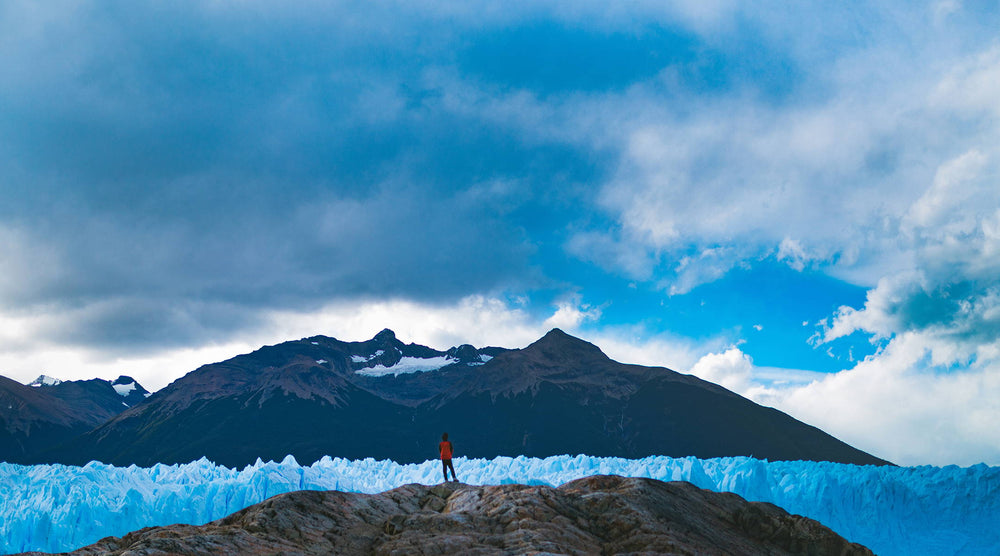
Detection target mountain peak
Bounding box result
[523,328,609,362]
[28,375,62,387]
[373,328,397,341]
[542,327,570,339]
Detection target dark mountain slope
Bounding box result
[44,328,889,467]
[0,374,151,464]
[47,333,499,467]
[0,376,95,464]
[415,329,887,465]
[40,376,150,423]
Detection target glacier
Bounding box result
[1,455,998,555]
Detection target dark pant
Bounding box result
[442,458,457,482]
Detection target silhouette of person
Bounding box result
[439,432,458,482]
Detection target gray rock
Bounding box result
[28,475,874,556]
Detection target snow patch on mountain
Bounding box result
[355,355,454,377]
[1,455,996,555]
[467,354,493,366]
[28,375,62,387]
[112,381,136,397]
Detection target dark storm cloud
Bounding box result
[10,0,992,359]
[1,178,544,349]
[0,1,588,350]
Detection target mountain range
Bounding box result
[0,375,149,464]
[9,328,889,468]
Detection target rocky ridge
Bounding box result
[24,475,874,556]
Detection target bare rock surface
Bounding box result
[28,475,874,556]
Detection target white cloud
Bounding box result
[543,299,602,331]
[771,332,1000,467]
[902,149,993,237]
[673,337,1000,467]
[777,237,821,272]
[931,45,1000,118]
[536,7,1000,297]
[689,348,754,392]
[821,145,1000,350]
[592,327,723,373]
[594,88,926,290]
[786,140,1000,466]
[667,246,750,295]
[821,270,927,343]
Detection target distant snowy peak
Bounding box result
[344,333,495,377]
[28,375,63,387]
[27,374,150,402]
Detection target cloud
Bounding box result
[2,0,1000,466]
[1,1,626,356]
[549,3,1000,296]
[777,238,824,272]
[772,333,1000,467]
[543,299,602,330]
[822,144,1000,348]
[1,295,548,391]
[689,348,755,392]
[902,149,991,235]
[677,338,1000,466]
[0,181,537,352]
[0,295,708,393]
[764,144,1000,466]
[7,0,993,332]
[564,230,659,281]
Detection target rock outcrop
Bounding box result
[35,475,874,556]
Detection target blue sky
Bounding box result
[2,1,999,466]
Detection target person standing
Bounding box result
[439,432,458,482]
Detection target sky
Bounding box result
[1,0,999,467]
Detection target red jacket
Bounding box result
[439,440,453,460]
